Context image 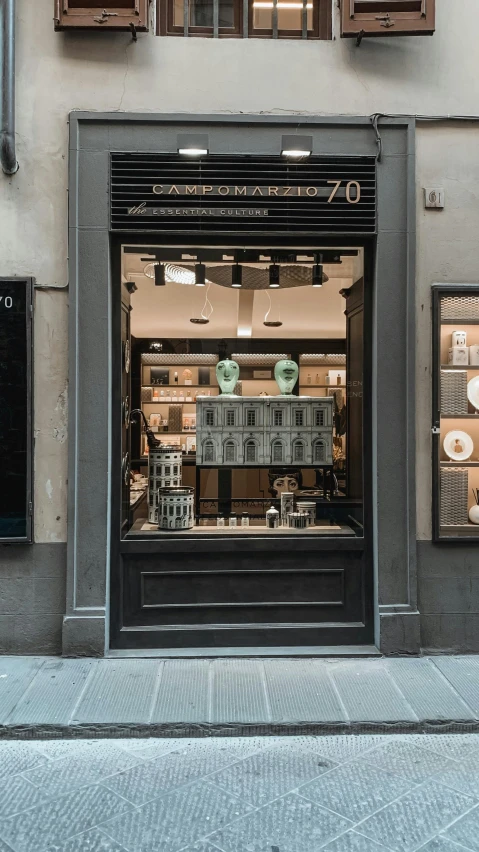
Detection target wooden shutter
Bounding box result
[341,0,435,38]
[54,0,149,31]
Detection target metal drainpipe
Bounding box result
[0,0,18,175]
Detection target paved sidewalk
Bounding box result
[1,655,479,738]
[2,734,479,851]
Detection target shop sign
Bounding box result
[111,154,377,234]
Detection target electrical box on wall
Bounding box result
[424,187,445,209]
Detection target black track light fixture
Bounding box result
[154,263,166,286]
[231,263,243,289]
[195,263,206,287]
[312,263,324,288]
[269,264,280,289]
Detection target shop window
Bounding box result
[157,0,332,38]
[246,409,257,427]
[54,0,150,31]
[273,409,283,427]
[340,0,435,39]
[245,440,257,463]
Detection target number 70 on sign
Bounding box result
[0,296,13,308]
[327,180,361,204]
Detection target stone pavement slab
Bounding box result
[0,735,479,852]
[0,655,478,737]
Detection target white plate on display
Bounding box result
[443,430,474,461]
[467,376,479,411]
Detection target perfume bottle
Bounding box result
[153,387,159,400]
[217,516,225,529]
[336,373,341,386]
[241,513,250,528]
[174,371,178,384]
[307,374,312,385]
[229,514,237,529]
[178,391,185,402]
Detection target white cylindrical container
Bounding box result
[266,507,280,529]
[148,444,182,524]
[241,513,250,528]
[297,501,316,526]
[229,514,238,529]
[158,486,194,531]
[287,512,309,530]
[217,515,225,529]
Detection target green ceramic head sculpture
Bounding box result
[216,359,240,395]
[274,359,298,395]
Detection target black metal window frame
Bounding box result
[156,0,332,39]
[0,277,33,543]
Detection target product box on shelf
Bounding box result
[448,347,469,366]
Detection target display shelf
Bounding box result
[440,414,479,419]
[440,461,479,467]
[142,385,216,389]
[300,384,346,389]
[440,365,479,370]
[441,319,479,325]
[127,519,356,537]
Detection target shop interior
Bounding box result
[120,245,365,537]
[438,293,479,537]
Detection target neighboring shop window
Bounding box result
[157,0,331,38]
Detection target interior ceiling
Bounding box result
[123,250,362,340]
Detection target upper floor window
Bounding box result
[157,0,332,38]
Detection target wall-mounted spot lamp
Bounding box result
[281,134,313,158]
[269,264,280,288]
[154,264,166,286]
[231,264,243,288]
[195,263,206,286]
[177,133,209,157]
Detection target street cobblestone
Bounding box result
[0,735,478,852]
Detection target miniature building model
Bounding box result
[148,445,182,524]
[196,396,333,466]
[158,486,195,530]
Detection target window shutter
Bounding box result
[341,0,435,38]
[54,0,149,31]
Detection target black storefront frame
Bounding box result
[64,114,418,657]
[109,235,374,649]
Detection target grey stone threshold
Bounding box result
[1,654,478,740]
[106,645,382,658]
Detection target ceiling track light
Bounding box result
[312,263,324,288]
[195,263,206,287]
[177,133,209,157]
[154,263,166,286]
[231,263,242,288]
[269,264,280,289]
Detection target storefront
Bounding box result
[63,113,417,655]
